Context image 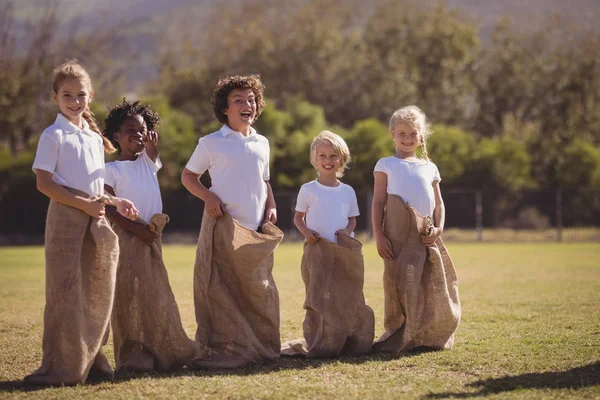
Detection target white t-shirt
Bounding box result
[295,180,360,243]
[105,150,163,224]
[32,113,105,197]
[185,124,270,230]
[374,156,441,217]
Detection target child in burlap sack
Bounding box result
[26,60,139,386]
[281,130,374,358]
[181,75,283,368]
[103,99,204,373]
[371,105,461,352]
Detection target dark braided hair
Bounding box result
[104,99,161,153]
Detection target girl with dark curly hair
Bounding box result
[104,99,204,373]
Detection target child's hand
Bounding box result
[143,130,159,147]
[421,227,442,247]
[335,228,353,237]
[375,232,393,260]
[114,197,139,220]
[205,192,226,218]
[83,198,106,219]
[302,229,320,244]
[265,207,277,224]
[132,222,157,245]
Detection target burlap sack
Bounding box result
[372,194,461,352]
[24,194,119,385]
[111,214,204,373]
[190,213,284,369]
[281,234,375,358]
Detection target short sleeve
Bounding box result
[32,133,60,174]
[347,186,360,217]
[104,163,118,190]
[432,163,441,182]
[295,184,309,213]
[373,158,388,175]
[262,142,270,181]
[142,149,162,171]
[185,138,211,175]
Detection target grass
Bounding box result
[0,242,599,399]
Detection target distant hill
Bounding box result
[9,0,600,89]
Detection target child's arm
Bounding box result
[372,171,393,260]
[144,130,159,163]
[37,171,105,218]
[294,211,320,243]
[422,181,445,247]
[104,185,157,245]
[181,168,225,217]
[335,217,357,237]
[264,181,277,224]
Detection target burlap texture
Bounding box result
[111,214,204,373]
[190,213,284,369]
[373,194,461,352]
[281,234,375,358]
[24,195,119,385]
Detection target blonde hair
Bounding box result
[309,130,351,178]
[52,60,116,153]
[389,105,432,161]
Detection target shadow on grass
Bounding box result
[423,361,600,399]
[0,350,423,393]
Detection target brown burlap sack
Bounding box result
[111,214,204,373]
[281,234,375,358]
[24,194,119,386]
[190,212,284,369]
[372,194,461,352]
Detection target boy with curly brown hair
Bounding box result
[182,75,283,368]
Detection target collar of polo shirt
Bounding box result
[220,124,256,137]
[55,113,90,134]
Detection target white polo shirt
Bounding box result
[295,180,360,244]
[105,150,163,224]
[32,113,105,197]
[374,156,441,217]
[185,124,270,230]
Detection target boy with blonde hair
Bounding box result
[281,130,374,358]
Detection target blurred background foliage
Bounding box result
[1,0,599,234]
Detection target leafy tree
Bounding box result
[344,118,392,192]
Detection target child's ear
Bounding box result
[52,91,58,103]
[88,89,94,103]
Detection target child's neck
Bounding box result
[317,174,339,187]
[394,150,419,161]
[63,113,85,129]
[117,150,140,162]
[227,122,251,137]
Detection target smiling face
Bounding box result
[52,77,93,127]
[224,88,257,134]
[313,141,342,178]
[114,115,147,158]
[391,121,421,155]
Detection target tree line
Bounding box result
[1,0,599,235]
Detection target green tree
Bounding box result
[344,118,392,192]
[558,139,600,189]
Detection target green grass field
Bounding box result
[0,242,599,399]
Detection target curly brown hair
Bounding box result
[211,75,266,124]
